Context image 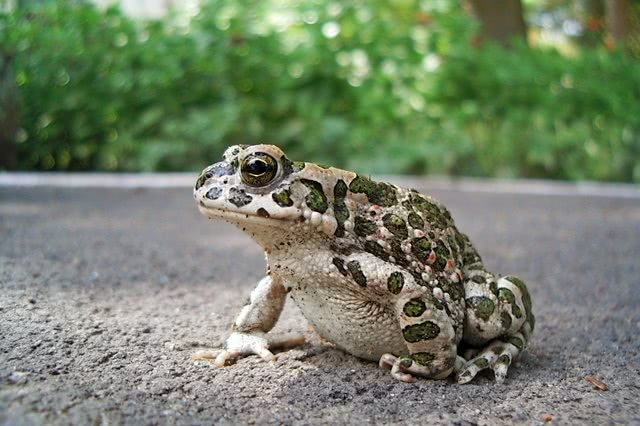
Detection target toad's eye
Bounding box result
[240,153,278,187]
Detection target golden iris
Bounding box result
[240,153,278,187]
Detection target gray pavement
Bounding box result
[1,177,639,425]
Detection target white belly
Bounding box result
[289,285,408,361]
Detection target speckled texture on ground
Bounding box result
[1,180,639,425]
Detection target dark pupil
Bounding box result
[246,159,268,175]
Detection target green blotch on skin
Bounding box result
[399,356,413,368]
[458,371,471,379]
[354,216,377,237]
[382,214,408,239]
[332,257,347,276]
[498,287,516,304]
[409,194,448,228]
[334,179,348,199]
[349,175,398,207]
[490,345,505,355]
[402,321,440,343]
[463,251,482,265]
[512,304,523,319]
[333,180,349,234]
[496,354,511,365]
[364,240,388,260]
[301,179,328,213]
[505,336,524,351]
[471,275,485,284]
[334,204,349,225]
[443,280,464,301]
[411,352,435,366]
[466,296,495,321]
[432,297,445,311]
[507,276,529,301]
[411,237,431,259]
[292,161,306,172]
[271,189,293,207]
[387,272,404,294]
[390,242,409,267]
[280,156,301,177]
[500,312,512,330]
[498,287,523,319]
[433,245,449,271]
[330,243,353,256]
[473,358,489,369]
[489,280,499,297]
[506,275,534,327]
[347,261,367,287]
[407,212,424,230]
[403,298,427,317]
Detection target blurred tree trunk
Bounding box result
[583,0,606,46]
[468,0,528,47]
[0,52,19,170]
[605,0,633,43]
[588,0,606,21]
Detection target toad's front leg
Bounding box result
[194,274,303,366]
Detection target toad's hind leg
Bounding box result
[456,234,535,383]
[379,294,458,383]
[456,321,533,384]
[457,237,535,383]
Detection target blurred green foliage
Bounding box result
[2,0,639,181]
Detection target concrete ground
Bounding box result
[1,175,639,425]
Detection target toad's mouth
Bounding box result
[196,201,300,229]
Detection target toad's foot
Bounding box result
[379,354,413,383]
[456,339,521,384]
[379,353,461,383]
[192,332,305,367]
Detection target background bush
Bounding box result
[2,0,639,181]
